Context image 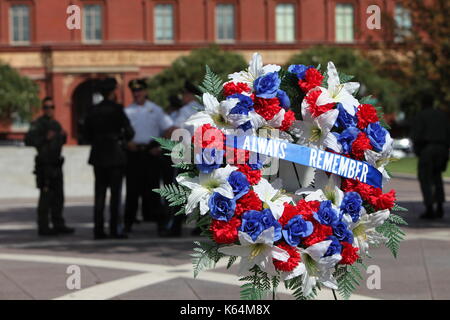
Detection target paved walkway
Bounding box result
[0,177,449,300]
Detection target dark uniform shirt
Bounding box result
[412,108,450,155]
[25,115,66,164]
[84,99,135,167]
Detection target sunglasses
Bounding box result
[43,105,55,110]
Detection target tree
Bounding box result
[0,63,40,122]
[286,46,402,114]
[146,46,247,108]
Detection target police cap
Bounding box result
[128,79,148,91]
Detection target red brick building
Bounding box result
[0,0,409,144]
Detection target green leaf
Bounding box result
[153,183,189,209]
[152,136,178,152]
[240,283,268,300]
[191,241,224,278]
[198,65,223,98]
[388,213,408,225]
[226,256,238,269]
[375,220,406,258]
[392,204,408,212]
[335,264,363,300]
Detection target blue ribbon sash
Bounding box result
[225,135,382,189]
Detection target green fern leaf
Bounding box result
[198,65,223,98]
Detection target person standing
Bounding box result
[124,79,175,234]
[412,95,450,219]
[25,97,75,236]
[174,81,203,133]
[84,78,135,239]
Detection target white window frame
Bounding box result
[275,3,296,43]
[215,3,235,43]
[154,3,175,43]
[83,4,103,44]
[394,4,412,42]
[335,3,354,43]
[9,5,31,45]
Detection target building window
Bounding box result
[335,3,354,43]
[394,4,412,42]
[216,4,235,42]
[83,4,102,42]
[10,5,30,44]
[276,3,295,43]
[154,4,174,42]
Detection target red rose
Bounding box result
[253,97,282,121]
[351,132,373,160]
[298,68,324,93]
[273,242,301,272]
[339,242,359,265]
[280,109,296,131]
[210,217,241,244]
[237,164,262,185]
[223,82,251,97]
[193,124,225,149]
[356,104,379,129]
[235,190,263,216]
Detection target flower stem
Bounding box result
[332,289,338,300]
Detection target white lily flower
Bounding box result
[364,131,394,182]
[299,240,342,295]
[349,209,390,256]
[176,165,237,215]
[228,52,281,89]
[313,62,360,116]
[253,178,293,220]
[218,227,289,276]
[185,93,250,134]
[290,109,338,149]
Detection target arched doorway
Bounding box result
[71,79,101,145]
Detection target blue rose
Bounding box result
[333,221,354,244]
[240,209,282,242]
[324,236,343,257]
[337,126,360,154]
[238,121,253,132]
[277,89,291,108]
[248,153,266,170]
[365,122,387,152]
[340,192,363,223]
[229,93,254,115]
[228,171,250,200]
[208,192,236,222]
[282,215,314,246]
[313,201,339,227]
[195,148,224,173]
[288,64,313,80]
[254,72,281,99]
[335,103,357,129]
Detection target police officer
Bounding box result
[124,79,175,234]
[174,81,203,133]
[412,95,450,219]
[84,78,135,239]
[25,97,75,236]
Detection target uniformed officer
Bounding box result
[124,79,175,234]
[25,97,75,236]
[174,81,203,133]
[84,78,135,239]
[412,95,450,219]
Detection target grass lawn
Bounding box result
[386,157,450,178]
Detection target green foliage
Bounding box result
[286,46,402,113]
[239,266,272,300]
[191,241,224,278]
[0,63,40,121]
[153,183,189,215]
[335,264,364,300]
[376,218,406,258]
[146,46,247,109]
[279,69,304,119]
[226,256,238,269]
[284,276,319,300]
[199,65,224,98]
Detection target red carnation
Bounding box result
[351,132,373,160]
[193,124,225,149]
[273,242,301,272]
[235,190,263,216]
[237,164,262,185]
[356,104,379,129]
[339,242,359,265]
[296,199,320,219]
[298,68,324,93]
[342,179,382,204]
[253,97,282,121]
[278,203,299,227]
[223,82,251,97]
[225,147,249,166]
[210,217,242,244]
[302,219,333,247]
[280,110,296,131]
[374,190,396,210]
[305,90,334,118]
